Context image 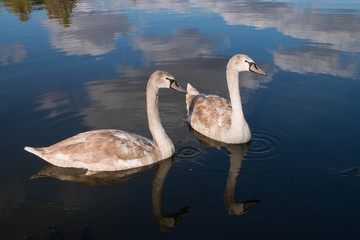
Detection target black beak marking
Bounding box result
[245,60,256,70]
[166,77,176,87]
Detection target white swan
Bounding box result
[186,54,267,144]
[25,71,186,173]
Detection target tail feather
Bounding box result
[186,83,200,96]
[24,146,45,158]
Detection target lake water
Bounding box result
[1,0,360,239]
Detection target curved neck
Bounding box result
[146,80,174,157]
[226,67,246,127]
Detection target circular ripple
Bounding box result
[247,132,284,161]
[242,131,287,172]
[175,146,202,158]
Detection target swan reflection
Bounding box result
[189,127,260,215]
[31,157,188,232]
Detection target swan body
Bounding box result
[186,54,267,144]
[25,71,186,172]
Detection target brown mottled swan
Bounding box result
[25,71,186,173]
[186,54,267,144]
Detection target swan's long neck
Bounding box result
[226,67,246,127]
[146,80,174,158]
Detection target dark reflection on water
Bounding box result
[188,127,261,215]
[32,157,189,233]
[1,0,360,239]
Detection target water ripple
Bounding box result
[247,132,284,161]
[244,131,287,171]
[175,146,202,158]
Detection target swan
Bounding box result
[186,54,267,144]
[25,70,186,173]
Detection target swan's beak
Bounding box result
[249,63,267,76]
[170,80,187,94]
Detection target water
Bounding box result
[1,0,360,239]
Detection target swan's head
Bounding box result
[227,54,267,76]
[149,70,187,93]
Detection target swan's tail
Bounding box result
[186,83,200,96]
[24,146,45,159]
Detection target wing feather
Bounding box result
[39,130,156,171]
[188,93,232,136]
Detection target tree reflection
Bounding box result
[0,0,43,21]
[0,0,77,26]
[45,0,78,27]
[189,127,261,215]
[31,157,189,232]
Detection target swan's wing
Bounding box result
[188,93,232,133]
[28,130,156,171]
[207,95,232,113]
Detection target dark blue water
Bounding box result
[1,0,360,239]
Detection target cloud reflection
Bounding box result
[206,2,360,52]
[35,90,71,118]
[85,0,359,53]
[79,77,147,130]
[132,28,218,64]
[58,0,359,77]
[43,14,131,56]
[0,44,26,65]
[128,0,359,53]
[273,46,357,77]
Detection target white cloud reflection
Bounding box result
[0,44,26,65]
[58,0,360,54]
[201,1,360,53]
[273,47,357,77]
[35,90,70,118]
[129,0,360,53]
[40,0,359,78]
[132,28,218,64]
[43,14,131,56]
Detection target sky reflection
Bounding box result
[44,0,360,77]
[273,46,358,77]
[0,0,359,77]
[43,14,131,56]
[132,28,218,63]
[0,44,26,65]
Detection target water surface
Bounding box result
[1,0,360,239]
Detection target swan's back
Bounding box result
[186,84,232,140]
[25,130,158,171]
